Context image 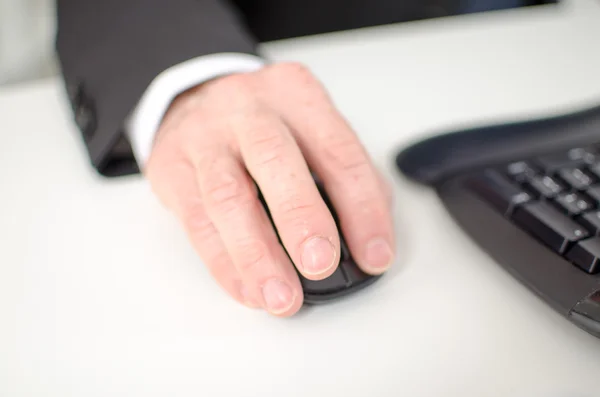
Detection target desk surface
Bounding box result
[2,2,600,396]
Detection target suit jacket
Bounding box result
[55,0,553,177]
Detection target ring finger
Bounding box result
[193,140,304,316]
[146,157,259,308]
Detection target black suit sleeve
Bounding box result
[55,0,260,177]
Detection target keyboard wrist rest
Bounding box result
[395,101,600,186]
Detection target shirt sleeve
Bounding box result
[125,52,266,167]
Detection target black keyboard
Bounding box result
[394,102,600,340]
[467,146,600,275]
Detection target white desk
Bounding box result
[2,1,600,396]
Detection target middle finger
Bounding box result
[233,110,341,280]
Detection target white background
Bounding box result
[0,0,56,85]
[2,1,600,396]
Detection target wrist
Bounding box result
[156,70,257,145]
[125,53,266,168]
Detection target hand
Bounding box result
[145,62,395,317]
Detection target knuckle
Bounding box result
[202,74,261,112]
[358,199,388,220]
[266,62,318,88]
[205,251,233,279]
[349,194,390,231]
[322,135,370,175]
[227,108,265,133]
[236,239,270,272]
[271,61,311,76]
[281,61,312,76]
[247,129,288,167]
[183,203,213,238]
[213,73,255,94]
[277,194,319,222]
[202,171,254,215]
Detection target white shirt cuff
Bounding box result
[125,53,266,167]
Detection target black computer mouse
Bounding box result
[258,176,382,304]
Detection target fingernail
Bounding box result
[364,237,393,272]
[301,236,337,275]
[262,279,295,314]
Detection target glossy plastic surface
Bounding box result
[394,100,600,339]
[571,290,600,337]
[258,178,381,304]
[395,101,600,187]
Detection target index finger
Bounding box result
[275,83,396,275]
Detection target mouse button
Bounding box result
[339,236,352,262]
[341,261,373,286]
[299,263,349,294]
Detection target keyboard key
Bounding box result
[582,145,600,154]
[467,170,532,215]
[565,237,600,274]
[579,211,600,235]
[567,147,597,163]
[505,161,538,182]
[567,146,600,164]
[300,264,349,293]
[555,192,594,216]
[585,185,600,202]
[512,201,589,253]
[526,175,565,198]
[580,147,600,164]
[340,260,373,287]
[587,162,600,178]
[557,168,596,190]
[536,149,586,171]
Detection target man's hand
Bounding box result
[145,62,395,316]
